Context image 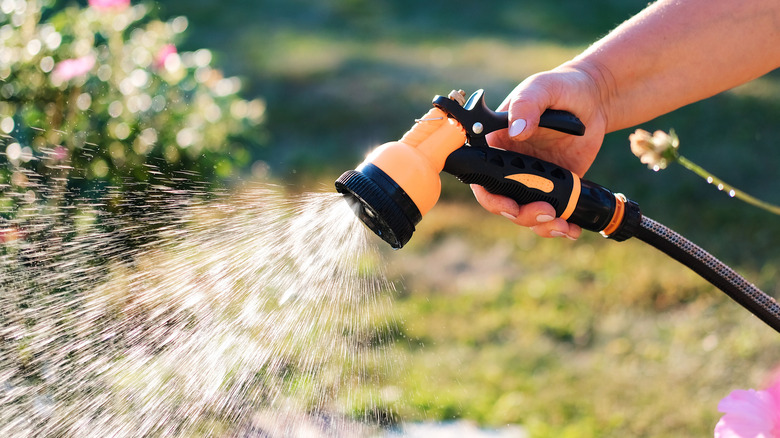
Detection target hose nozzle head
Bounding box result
[335,163,421,249]
[336,104,467,249]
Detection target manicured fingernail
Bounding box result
[500,212,517,220]
[566,234,578,241]
[550,230,567,238]
[536,214,554,223]
[508,119,527,138]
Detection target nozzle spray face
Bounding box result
[335,164,421,249]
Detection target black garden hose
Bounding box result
[635,215,780,333]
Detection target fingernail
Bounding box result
[508,119,527,138]
[536,214,554,223]
[500,212,517,220]
[550,230,567,238]
[566,234,578,241]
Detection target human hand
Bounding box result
[476,63,609,240]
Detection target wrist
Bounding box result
[555,59,616,133]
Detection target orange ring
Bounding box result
[601,194,626,236]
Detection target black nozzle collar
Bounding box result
[606,196,642,242]
[335,164,421,249]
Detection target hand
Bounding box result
[476,63,609,239]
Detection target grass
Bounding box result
[372,205,780,436]
[148,1,780,436]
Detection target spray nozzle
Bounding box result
[336,163,420,249]
[336,89,640,248]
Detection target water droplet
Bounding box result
[729,190,736,198]
[20,145,32,162]
[26,39,41,56]
[204,103,221,122]
[131,47,152,68]
[97,64,112,81]
[108,101,123,118]
[40,56,54,73]
[176,127,196,147]
[193,48,212,67]
[0,0,15,15]
[91,158,109,177]
[0,116,14,133]
[44,31,61,50]
[114,122,130,140]
[76,93,92,111]
[151,95,166,112]
[130,68,149,88]
[6,141,21,161]
[171,16,188,33]
[164,52,181,72]
[0,133,396,435]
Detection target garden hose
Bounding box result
[636,216,780,332]
[335,89,780,333]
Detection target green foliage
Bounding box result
[0,0,265,207]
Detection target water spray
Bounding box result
[336,89,780,333]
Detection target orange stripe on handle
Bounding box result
[504,174,555,193]
[560,173,581,221]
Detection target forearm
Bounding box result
[568,0,780,132]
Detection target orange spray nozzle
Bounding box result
[335,103,466,249]
[336,89,605,249]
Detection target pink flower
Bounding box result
[51,55,96,83]
[88,0,130,10]
[154,44,177,70]
[715,382,780,437]
[52,146,68,161]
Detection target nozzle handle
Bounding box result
[538,109,586,136]
[443,145,640,239]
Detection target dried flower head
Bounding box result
[629,129,679,171]
[627,129,780,216]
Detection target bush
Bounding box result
[0,0,265,208]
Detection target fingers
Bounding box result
[531,220,582,241]
[498,74,555,142]
[470,184,580,240]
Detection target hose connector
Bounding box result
[600,193,641,242]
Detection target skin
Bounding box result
[477,0,780,239]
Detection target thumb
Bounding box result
[501,76,555,142]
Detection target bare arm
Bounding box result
[479,0,780,239]
[574,0,780,132]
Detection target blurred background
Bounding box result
[163,1,780,435]
[4,0,780,436]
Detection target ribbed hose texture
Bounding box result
[635,216,780,334]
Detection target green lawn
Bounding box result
[155,1,780,436]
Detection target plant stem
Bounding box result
[677,155,780,216]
